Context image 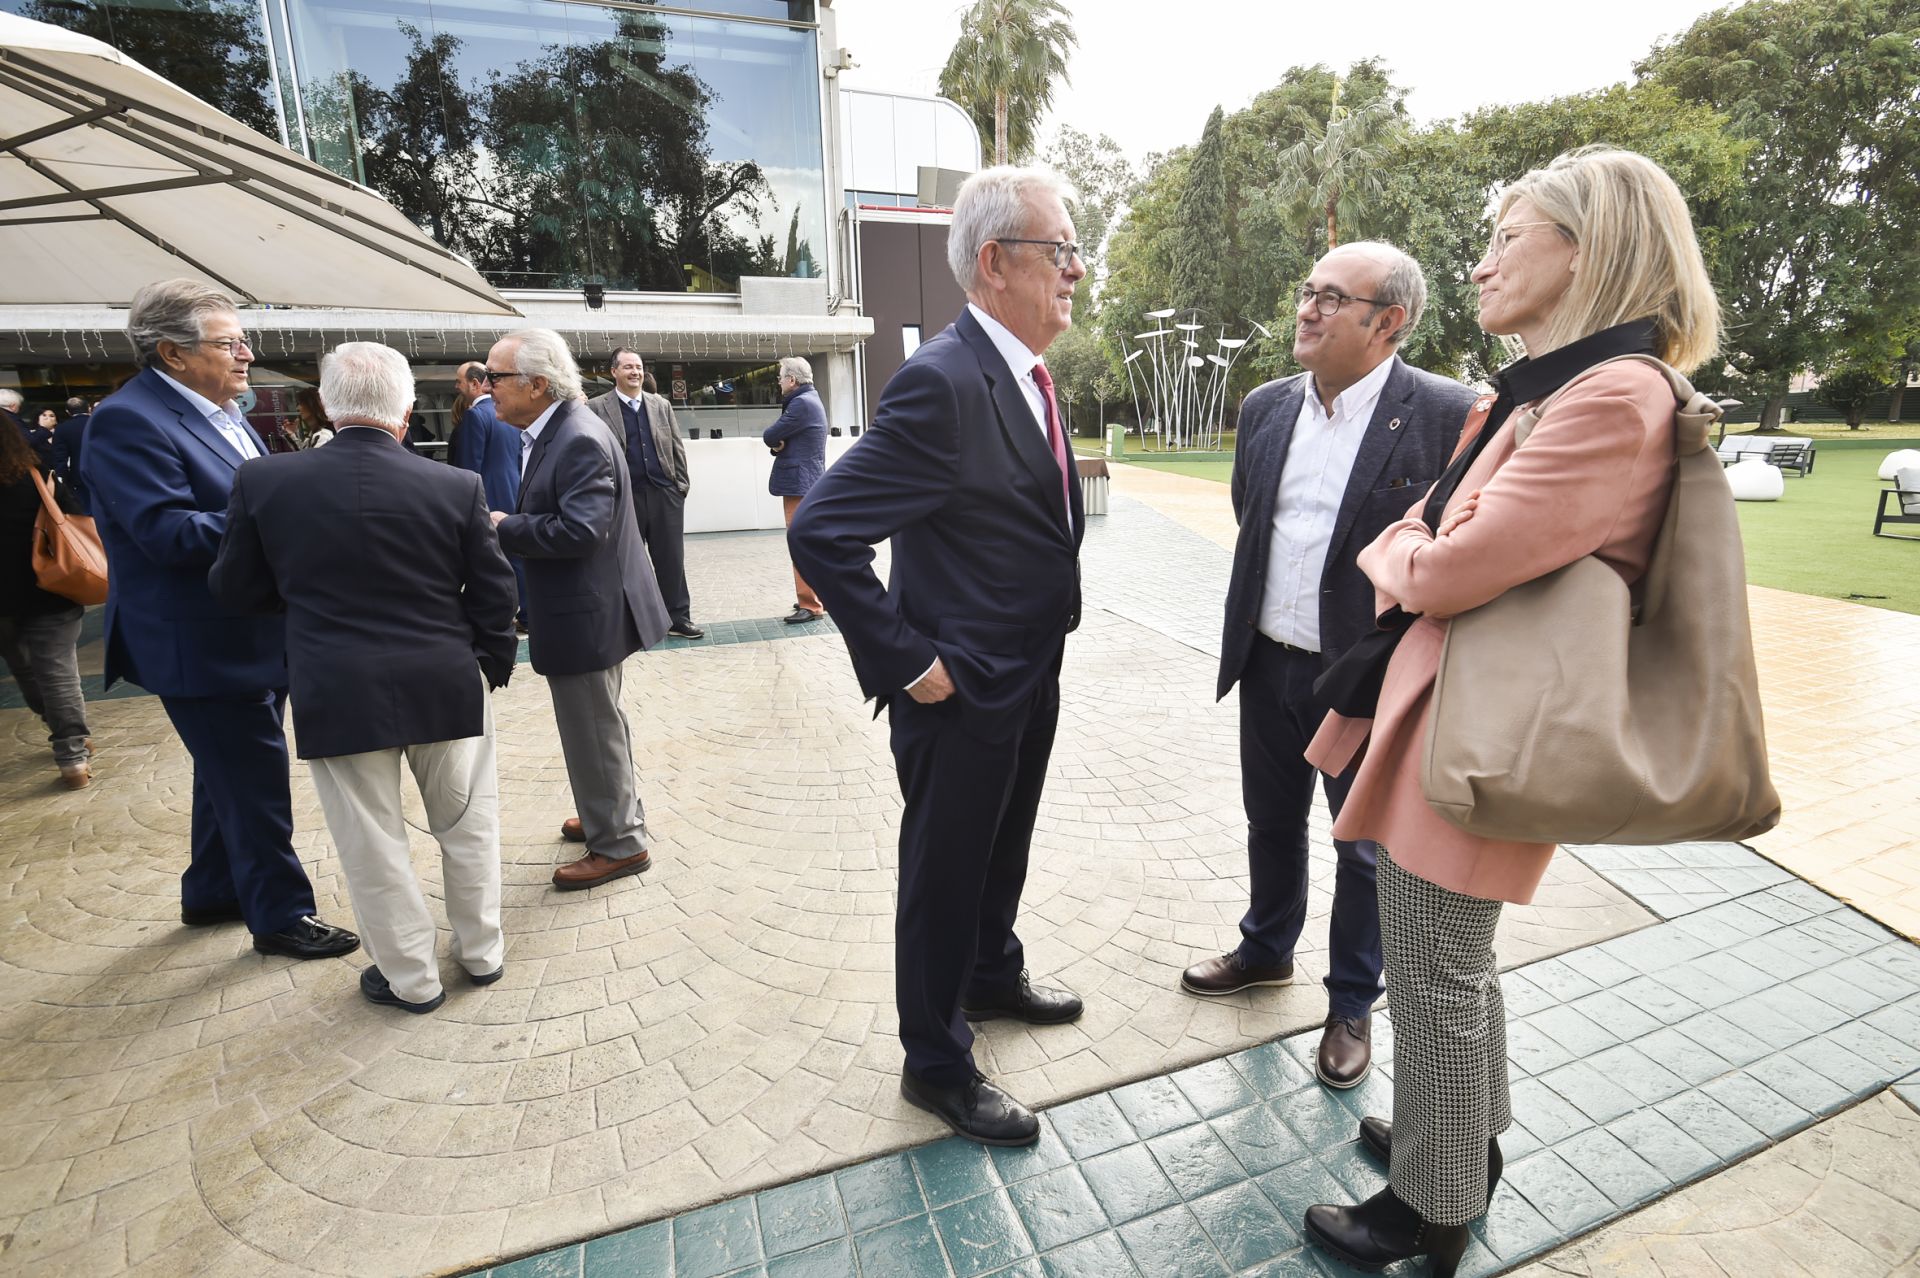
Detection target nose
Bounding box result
[1471,251,1497,283]
[1296,291,1318,321]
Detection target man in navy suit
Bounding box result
[1187,243,1474,1090]
[789,166,1089,1146]
[451,360,527,627]
[80,279,358,961]
[487,329,671,890]
[212,343,518,1013]
[50,398,89,513]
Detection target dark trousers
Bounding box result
[632,478,690,626]
[1238,637,1383,1019]
[160,690,316,936]
[891,680,1058,1085]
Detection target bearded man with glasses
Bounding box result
[1184,243,1475,1092]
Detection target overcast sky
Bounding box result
[830,0,1730,161]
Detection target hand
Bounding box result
[489,509,508,527]
[770,440,786,453]
[1437,491,1479,537]
[907,657,955,703]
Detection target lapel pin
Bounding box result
[1388,417,1403,431]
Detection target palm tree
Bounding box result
[1271,77,1407,248]
[938,0,1077,166]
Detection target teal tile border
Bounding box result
[475,876,1920,1278]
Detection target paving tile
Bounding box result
[854,1214,948,1278]
[1554,1126,1669,1209]
[1256,1156,1350,1216]
[912,1139,1002,1209]
[1825,1018,1920,1077]
[989,1119,1076,1186]
[1209,1103,1308,1175]
[1784,1035,1898,1099]
[583,1220,670,1277]
[1036,1229,1141,1278]
[1538,1060,1644,1126]
[1499,973,1557,1019]
[1608,975,1704,1027]
[1653,1089,1767,1161]
[1503,1020,1576,1076]
[493,1248,583,1277]
[1005,1166,1105,1253]
[1583,1042,1688,1107]
[765,1238,854,1278]
[1188,1181,1297,1270]
[1742,1051,1857,1115]
[837,1153,927,1234]
[1115,1204,1230,1277]
[1667,951,1775,1006]
[1792,958,1913,1017]
[1502,1149,1614,1234]
[674,1197,764,1278]
[1563,990,1663,1043]
[1080,1143,1180,1225]
[1048,1095,1135,1161]
[1471,1185,1559,1263]
[1554,944,1638,989]
[1700,1072,1811,1139]
[1673,1011,1771,1068]
[1519,958,1602,1003]
[1228,1042,1316,1100]
[1633,1025,1734,1087]
[1507,1078,1594,1145]
[1109,1077,1201,1140]
[1169,1060,1258,1119]
[1271,1088,1358,1151]
[1600,1108,1717,1186]
[1147,1125,1246,1200]
[1316,1139,1389,1203]
[932,1189,1032,1278]
[755,1175,845,1259]
[1527,1006,1618,1058]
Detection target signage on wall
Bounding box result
[671,363,688,402]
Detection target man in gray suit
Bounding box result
[585,348,702,639]
[1184,242,1476,1091]
[486,329,671,890]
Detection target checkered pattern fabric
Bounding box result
[1378,846,1512,1225]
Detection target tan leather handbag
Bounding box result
[1421,355,1781,845]
[30,468,109,606]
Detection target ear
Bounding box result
[976,241,1006,291]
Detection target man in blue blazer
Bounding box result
[451,360,527,625]
[50,398,90,513]
[789,167,1089,1146]
[487,329,671,890]
[763,356,829,623]
[80,279,358,960]
[1188,243,1475,1090]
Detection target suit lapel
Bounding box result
[955,311,1073,540]
[142,370,245,471]
[1257,376,1308,507]
[1327,357,1413,566]
[516,411,559,509]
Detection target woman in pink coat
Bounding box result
[1300,147,1723,1276]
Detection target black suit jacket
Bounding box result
[1216,356,1476,699]
[495,398,670,676]
[789,307,1085,742]
[208,427,518,759]
[50,415,88,512]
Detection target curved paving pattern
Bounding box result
[0,508,1650,1278]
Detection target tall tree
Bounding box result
[1270,76,1408,248]
[1169,107,1229,322]
[938,0,1077,165]
[1639,0,1920,430]
[1041,125,1134,313]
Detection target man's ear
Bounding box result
[401,405,413,426]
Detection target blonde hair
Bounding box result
[1497,146,1721,374]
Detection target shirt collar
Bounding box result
[472,393,491,405]
[1499,319,1659,405]
[525,399,563,443]
[154,368,241,425]
[1305,354,1397,422]
[967,302,1044,382]
[617,387,646,410]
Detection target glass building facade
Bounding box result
[7,0,828,295]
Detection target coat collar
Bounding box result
[953,308,1075,540]
[515,399,571,504]
[136,366,262,471]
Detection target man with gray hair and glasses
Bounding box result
[211,342,518,1012]
[1187,242,1475,1092]
[485,329,671,890]
[82,279,359,960]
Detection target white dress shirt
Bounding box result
[1257,355,1397,652]
[154,369,258,462]
[518,400,561,477]
[966,302,1050,440]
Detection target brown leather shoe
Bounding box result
[59,761,90,790]
[1317,1013,1372,1088]
[1180,952,1295,996]
[560,817,585,843]
[552,849,651,890]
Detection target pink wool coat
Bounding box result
[1306,360,1679,904]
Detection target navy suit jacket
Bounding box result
[209,428,519,759]
[451,396,521,513]
[1216,355,1476,699]
[495,399,669,676]
[763,383,828,497]
[80,367,286,697]
[50,415,88,513]
[789,307,1085,742]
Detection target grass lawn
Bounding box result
[1116,443,1920,616]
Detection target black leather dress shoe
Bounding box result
[360,965,446,1014]
[252,916,360,960]
[181,903,246,926]
[962,971,1083,1024]
[1359,1117,1503,1204]
[1305,1186,1469,1278]
[667,622,705,639]
[469,965,505,987]
[901,1070,1039,1146]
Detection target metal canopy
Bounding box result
[0,13,516,316]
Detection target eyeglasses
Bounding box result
[994,238,1083,270]
[1296,284,1386,317]
[1487,221,1563,262]
[482,368,526,386]
[200,335,254,355]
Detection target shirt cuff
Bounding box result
[904,658,939,692]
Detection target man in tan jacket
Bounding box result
[585,348,701,640]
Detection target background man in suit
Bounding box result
[488,329,672,889]
[212,343,518,1013]
[1187,242,1475,1090]
[81,278,357,961]
[763,356,829,624]
[452,359,527,631]
[50,397,89,513]
[789,166,1088,1147]
[586,348,702,639]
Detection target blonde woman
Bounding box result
[1302,147,1722,1275]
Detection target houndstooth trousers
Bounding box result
[1379,846,1512,1225]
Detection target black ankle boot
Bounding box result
[1304,1186,1470,1278]
[1358,1117,1503,1206]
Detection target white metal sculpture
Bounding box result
[1120,308,1270,451]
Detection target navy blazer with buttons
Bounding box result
[80,367,287,697]
[1216,355,1476,700]
[451,395,522,514]
[788,307,1084,742]
[763,382,828,497]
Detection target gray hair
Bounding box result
[319,342,414,430]
[0,389,20,412]
[508,328,583,402]
[1331,241,1427,345]
[778,356,813,385]
[947,165,1078,293]
[127,278,237,368]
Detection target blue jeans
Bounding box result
[0,606,90,766]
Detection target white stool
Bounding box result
[1726,458,1784,501]
[1878,449,1920,481]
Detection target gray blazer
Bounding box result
[1216,355,1476,700]
[586,389,689,496]
[495,398,670,676]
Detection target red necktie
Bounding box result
[1028,361,1073,523]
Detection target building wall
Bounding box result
[855,219,966,412]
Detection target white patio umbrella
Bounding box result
[0,12,515,315]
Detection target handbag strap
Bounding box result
[27,466,68,529]
[1512,354,1722,452]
